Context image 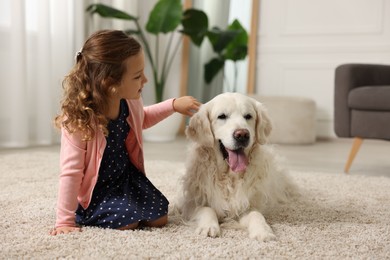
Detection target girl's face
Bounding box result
[117,50,148,100]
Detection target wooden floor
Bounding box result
[144,136,390,177]
[1,137,389,177]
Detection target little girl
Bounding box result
[50,30,200,235]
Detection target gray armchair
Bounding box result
[334,63,390,173]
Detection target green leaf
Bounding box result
[204,57,225,83]
[124,29,141,35]
[224,19,248,61]
[146,0,182,34]
[206,27,239,54]
[86,4,138,21]
[180,9,208,46]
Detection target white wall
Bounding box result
[256,0,390,138]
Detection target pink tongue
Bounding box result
[226,149,248,173]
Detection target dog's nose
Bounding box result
[233,129,250,145]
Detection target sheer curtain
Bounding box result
[0,0,148,148]
[0,0,86,148]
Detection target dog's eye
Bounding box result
[218,114,227,120]
[244,114,253,120]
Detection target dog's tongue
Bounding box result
[226,149,248,173]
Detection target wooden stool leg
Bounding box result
[344,137,363,174]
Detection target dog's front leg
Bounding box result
[239,211,276,241]
[193,206,221,238]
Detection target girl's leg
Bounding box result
[118,221,140,230]
[117,215,167,230]
[144,215,168,228]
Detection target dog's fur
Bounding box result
[175,92,295,241]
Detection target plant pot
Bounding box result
[143,113,183,142]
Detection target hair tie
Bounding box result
[75,49,83,62]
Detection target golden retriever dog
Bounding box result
[176,92,295,241]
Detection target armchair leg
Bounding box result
[344,137,363,174]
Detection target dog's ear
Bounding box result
[254,101,272,144]
[185,104,214,147]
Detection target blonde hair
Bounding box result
[55,30,141,141]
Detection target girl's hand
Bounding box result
[49,226,81,236]
[173,96,201,117]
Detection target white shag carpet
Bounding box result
[1,150,390,259]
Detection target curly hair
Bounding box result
[54,30,142,141]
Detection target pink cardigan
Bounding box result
[55,98,175,228]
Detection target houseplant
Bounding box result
[181,9,248,92]
[87,1,248,140]
[204,20,248,92]
[87,1,248,100]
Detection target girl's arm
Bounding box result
[142,96,200,129]
[142,98,176,129]
[52,129,86,235]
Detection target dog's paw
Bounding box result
[240,211,276,242]
[249,229,276,242]
[193,207,221,238]
[196,224,221,238]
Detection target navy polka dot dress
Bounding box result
[75,99,169,229]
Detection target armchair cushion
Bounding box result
[334,63,390,140]
[348,86,390,111]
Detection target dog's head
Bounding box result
[186,92,272,173]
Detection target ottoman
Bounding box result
[250,95,316,144]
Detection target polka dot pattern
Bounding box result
[75,99,169,229]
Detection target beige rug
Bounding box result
[1,150,389,259]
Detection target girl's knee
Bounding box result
[145,215,168,228]
[118,221,139,230]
